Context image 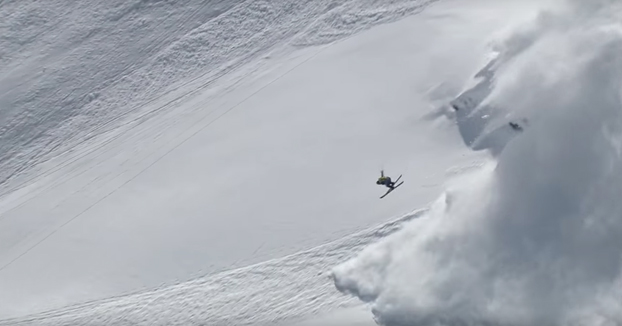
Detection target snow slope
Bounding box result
[333,1,622,325]
[0,211,422,326]
[0,0,543,324]
[0,0,437,191]
[0,0,493,322]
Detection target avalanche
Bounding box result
[332,1,622,325]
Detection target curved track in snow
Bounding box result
[0,211,421,326]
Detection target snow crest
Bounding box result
[332,1,622,325]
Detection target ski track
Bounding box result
[0,210,424,326]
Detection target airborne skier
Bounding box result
[376,170,395,188]
[376,170,404,199]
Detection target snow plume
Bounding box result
[331,1,622,325]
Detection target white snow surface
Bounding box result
[1,211,421,326]
[0,0,494,323]
[332,0,622,325]
[0,0,437,190]
[0,0,579,325]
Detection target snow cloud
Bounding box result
[331,1,622,325]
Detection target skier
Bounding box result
[376,170,395,188]
[509,121,523,131]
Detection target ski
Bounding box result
[380,181,404,199]
[393,174,402,184]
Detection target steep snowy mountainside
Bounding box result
[0,0,437,191]
[1,0,460,321]
[0,0,531,324]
